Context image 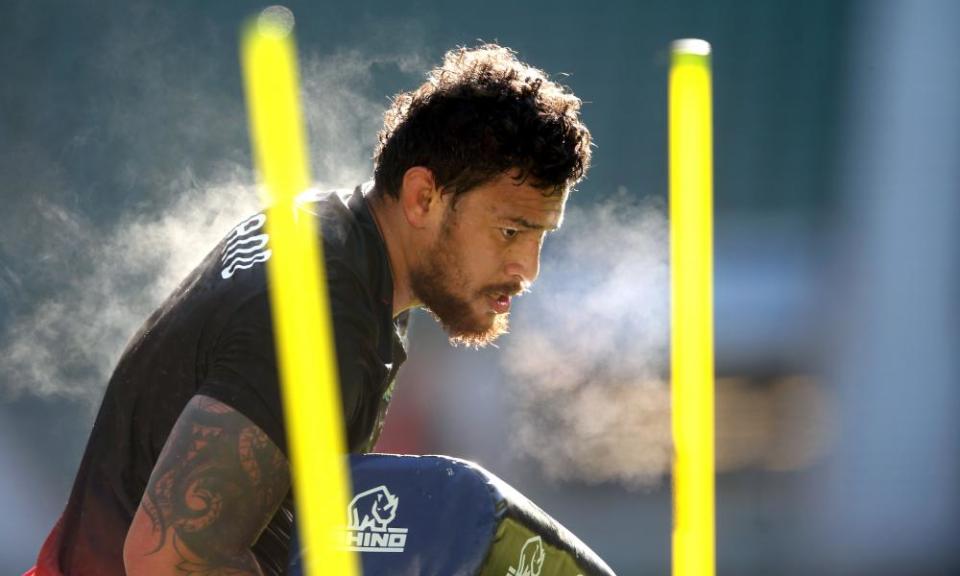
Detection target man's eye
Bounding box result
[500,228,519,240]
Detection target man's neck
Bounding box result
[366,191,419,318]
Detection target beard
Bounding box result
[410,223,518,348]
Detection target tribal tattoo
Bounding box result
[141,395,290,575]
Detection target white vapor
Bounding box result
[502,190,672,488]
[0,45,425,406]
[302,48,427,188]
[0,169,258,404]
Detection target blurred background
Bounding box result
[1,0,958,574]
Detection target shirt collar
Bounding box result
[347,181,396,320]
[348,182,409,365]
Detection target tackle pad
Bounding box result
[287,454,615,576]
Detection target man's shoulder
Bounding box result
[296,186,362,249]
[297,184,386,296]
[208,182,388,318]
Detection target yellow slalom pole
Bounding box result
[669,38,715,576]
[241,7,359,576]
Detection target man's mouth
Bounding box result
[483,281,525,315]
[488,293,511,314]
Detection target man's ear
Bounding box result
[399,167,444,229]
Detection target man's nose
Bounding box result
[506,238,542,287]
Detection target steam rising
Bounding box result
[502,190,672,487]
[0,171,258,403]
[301,49,426,188]
[0,47,423,405]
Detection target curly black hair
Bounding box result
[373,44,592,200]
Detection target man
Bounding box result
[31,43,591,575]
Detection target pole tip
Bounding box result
[671,39,711,56]
[256,5,296,37]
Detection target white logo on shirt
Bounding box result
[221,213,271,279]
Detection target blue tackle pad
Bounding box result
[287,454,615,576]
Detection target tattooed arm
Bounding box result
[124,394,290,575]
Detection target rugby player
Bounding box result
[28,43,591,575]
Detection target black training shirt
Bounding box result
[37,184,408,576]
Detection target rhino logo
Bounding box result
[507,535,546,576]
[348,485,399,531]
[344,485,408,552]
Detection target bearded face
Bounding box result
[410,209,519,347]
[407,173,566,347]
